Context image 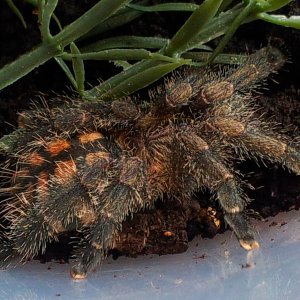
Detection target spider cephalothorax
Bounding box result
[1,47,300,279]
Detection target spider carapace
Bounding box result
[1,47,299,279]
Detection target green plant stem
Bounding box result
[70,43,85,93]
[54,57,77,89]
[5,0,27,28]
[39,0,58,41]
[208,1,256,63]
[217,0,236,14]
[183,52,248,64]
[257,13,300,29]
[253,0,293,13]
[61,49,182,63]
[0,0,132,91]
[127,3,198,12]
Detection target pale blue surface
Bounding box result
[1,210,300,300]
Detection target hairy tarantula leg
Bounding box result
[0,179,58,262]
[243,132,300,175]
[71,156,149,279]
[195,47,286,106]
[1,147,98,262]
[178,128,244,212]
[178,128,258,249]
[224,213,259,250]
[2,159,87,261]
[0,163,56,260]
[0,236,17,267]
[18,98,140,134]
[212,171,258,250]
[211,118,300,175]
[204,163,259,249]
[0,133,121,265]
[216,179,259,250]
[160,47,285,109]
[11,135,124,259]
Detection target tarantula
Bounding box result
[0,47,299,279]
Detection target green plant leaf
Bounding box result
[183,52,248,65]
[164,0,223,57]
[70,43,85,94]
[0,0,132,91]
[257,13,300,28]
[0,129,25,154]
[127,2,198,12]
[250,0,293,13]
[5,0,27,28]
[81,36,169,52]
[54,57,77,89]
[61,49,185,63]
[98,61,188,100]
[38,0,59,41]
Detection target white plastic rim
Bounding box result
[1,209,300,300]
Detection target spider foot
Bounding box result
[70,264,87,279]
[225,213,259,250]
[239,239,260,251]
